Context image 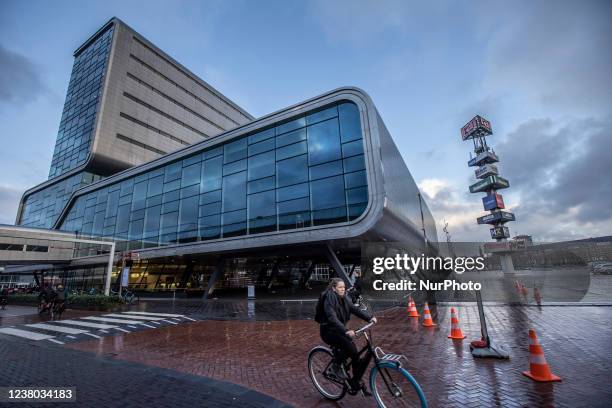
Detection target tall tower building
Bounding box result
[16,17,252,228]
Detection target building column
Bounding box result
[205,258,225,299]
[324,243,351,287]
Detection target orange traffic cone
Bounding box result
[522,329,561,382]
[407,298,420,317]
[447,307,466,339]
[422,302,436,327]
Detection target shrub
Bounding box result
[7,293,124,311]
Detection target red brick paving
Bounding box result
[67,305,612,407]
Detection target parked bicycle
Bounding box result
[308,322,428,407]
[111,289,139,305]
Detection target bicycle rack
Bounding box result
[375,346,408,366]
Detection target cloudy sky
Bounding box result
[0,0,610,242]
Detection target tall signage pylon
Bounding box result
[461,115,516,274]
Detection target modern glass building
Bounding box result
[9,19,436,298]
[16,18,252,230]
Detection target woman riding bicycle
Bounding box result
[319,278,377,394]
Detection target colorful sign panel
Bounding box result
[477,210,515,225]
[469,175,510,193]
[482,193,505,210]
[490,226,510,239]
[475,164,499,179]
[468,150,499,167]
[461,115,493,140]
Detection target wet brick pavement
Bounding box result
[64,303,612,408]
[0,333,290,408]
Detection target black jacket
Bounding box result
[321,289,372,334]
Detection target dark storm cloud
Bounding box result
[0,45,45,104]
[483,0,612,114]
[496,117,612,223]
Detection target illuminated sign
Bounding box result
[469,176,510,193]
[477,210,515,225]
[482,193,505,210]
[461,115,493,140]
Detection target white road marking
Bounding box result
[99,330,109,333]
[139,323,155,328]
[0,327,55,341]
[106,313,166,321]
[121,311,185,318]
[80,316,145,324]
[161,319,178,325]
[170,318,182,322]
[151,322,161,325]
[67,335,77,339]
[114,327,130,333]
[83,333,101,339]
[54,320,118,329]
[47,338,65,345]
[183,316,196,321]
[26,323,88,335]
[127,325,138,329]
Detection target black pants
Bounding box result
[320,327,372,385]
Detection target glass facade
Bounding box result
[48,24,114,179]
[59,101,368,251]
[19,172,103,228]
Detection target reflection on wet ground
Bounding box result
[67,304,612,407]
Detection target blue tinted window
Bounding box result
[311,175,346,210]
[164,162,182,182]
[224,138,247,163]
[222,209,246,237]
[199,201,222,217]
[223,159,247,176]
[200,190,221,205]
[182,163,201,186]
[306,105,338,125]
[343,154,365,173]
[222,171,247,212]
[248,128,275,144]
[277,117,305,135]
[163,179,180,193]
[132,181,148,211]
[345,170,367,189]
[144,205,161,238]
[342,139,364,157]
[248,190,276,234]
[277,182,309,202]
[179,196,198,231]
[160,212,178,235]
[278,197,310,230]
[277,141,307,161]
[309,160,343,181]
[248,138,275,156]
[276,128,306,148]
[307,118,341,166]
[248,151,275,181]
[339,102,362,143]
[202,146,223,160]
[248,176,275,194]
[347,186,368,204]
[277,155,308,187]
[201,156,223,192]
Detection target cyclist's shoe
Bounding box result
[327,362,348,381]
[360,383,372,397]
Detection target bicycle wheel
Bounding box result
[370,362,427,408]
[308,347,347,401]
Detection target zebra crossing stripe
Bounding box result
[83,333,101,339]
[53,320,117,329]
[114,327,130,333]
[67,335,77,339]
[182,316,196,321]
[139,323,155,328]
[127,325,138,329]
[0,327,55,341]
[151,322,161,325]
[81,316,145,324]
[122,311,184,318]
[26,323,88,335]
[161,319,178,325]
[46,338,65,345]
[106,313,166,321]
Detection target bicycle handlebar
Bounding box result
[355,321,375,335]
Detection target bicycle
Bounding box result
[38,298,54,319]
[308,322,428,407]
[111,289,139,305]
[52,300,66,320]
